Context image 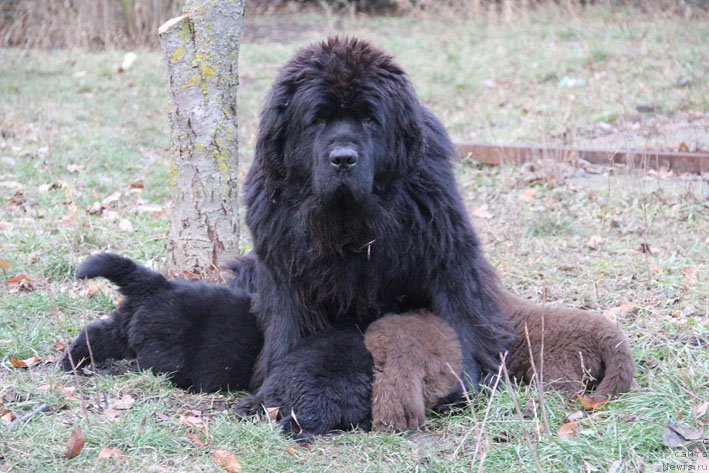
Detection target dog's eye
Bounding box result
[313,117,327,126]
[362,116,376,125]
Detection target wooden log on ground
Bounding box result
[453,141,709,174]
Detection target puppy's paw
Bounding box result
[278,414,315,443]
[234,395,263,418]
[372,397,426,432]
[60,347,89,373]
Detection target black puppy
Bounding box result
[62,253,262,393]
[236,327,373,442]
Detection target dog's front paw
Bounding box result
[60,346,90,373]
[372,396,426,432]
[234,395,263,418]
[279,414,315,443]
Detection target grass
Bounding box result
[1,5,708,472]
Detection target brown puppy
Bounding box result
[504,291,635,399]
[364,309,463,432]
[366,295,635,433]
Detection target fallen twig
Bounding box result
[9,404,50,431]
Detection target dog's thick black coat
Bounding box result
[62,253,262,393]
[236,327,373,442]
[244,37,514,390]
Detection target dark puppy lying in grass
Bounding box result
[62,253,262,393]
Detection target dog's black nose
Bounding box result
[329,147,358,170]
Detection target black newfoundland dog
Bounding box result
[242,36,514,394]
[62,253,262,393]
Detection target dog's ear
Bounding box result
[376,73,425,171]
[255,88,289,182]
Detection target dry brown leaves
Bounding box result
[110,394,135,410]
[212,449,242,473]
[10,355,41,368]
[64,427,85,459]
[578,394,609,411]
[662,419,706,448]
[7,273,35,292]
[97,447,126,461]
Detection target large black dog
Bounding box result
[62,253,262,393]
[242,37,513,392]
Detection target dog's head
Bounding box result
[255,37,425,205]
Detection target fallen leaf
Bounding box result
[53,338,67,352]
[185,433,206,447]
[102,408,122,423]
[519,188,538,202]
[583,461,599,472]
[64,427,85,459]
[470,205,493,219]
[56,206,77,225]
[662,420,704,447]
[693,401,708,424]
[87,201,103,215]
[118,52,137,73]
[587,235,605,250]
[286,446,305,462]
[179,411,205,430]
[608,460,623,473]
[102,192,121,206]
[566,411,585,422]
[1,410,16,426]
[0,258,10,270]
[211,449,242,473]
[84,280,112,298]
[97,447,126,460]
[154,412,172,422]
[111,394,135,410]
[38,182,64,193]
[603,301,638,319]
[557,420,581,439]
[10,355,41,368]
[118,219,133,233]
[578,395,608,411]
[8,273,34,285]
[265,406,280,423]
[129,179,144,189]
[57,386,79,401]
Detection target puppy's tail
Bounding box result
[593,323,635,398]
[77,253,170,298]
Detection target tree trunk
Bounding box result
[158,0,244,280]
